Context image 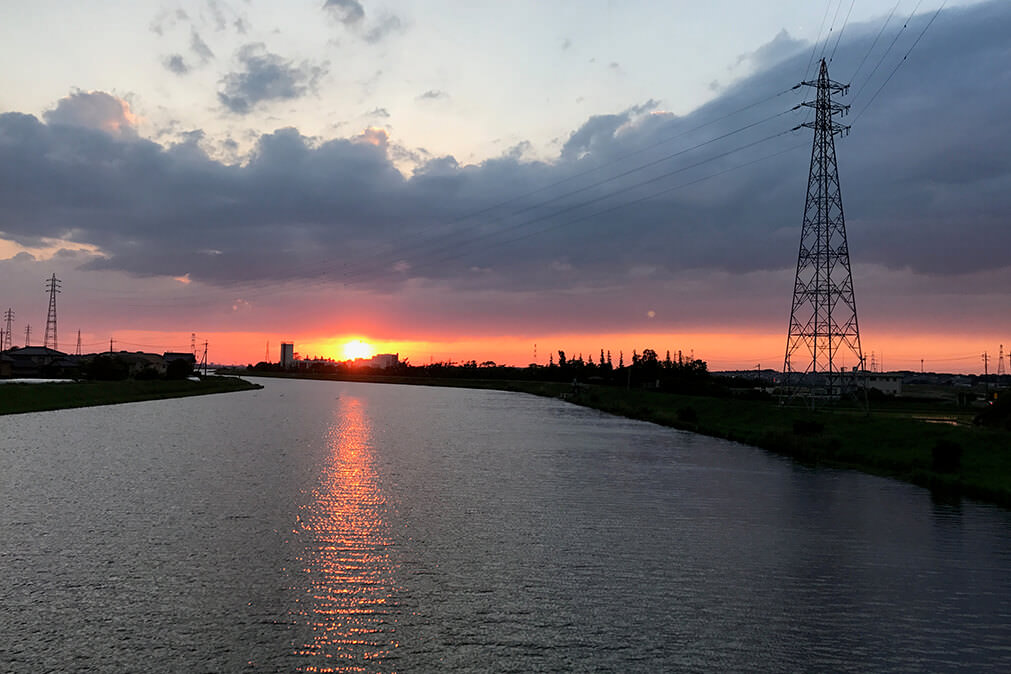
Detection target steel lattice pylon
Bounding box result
[44,273,61,351]
[783,59,864,400]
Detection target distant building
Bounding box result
[280,342,294,368]
[111,351,167,377]
[163,352,197,376]
[3,346,79,378]
[164,352,196,367]
[369,353,399,369]
[865,373,902,396]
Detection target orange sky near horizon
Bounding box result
[90,328,1005,375]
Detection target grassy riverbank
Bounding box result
[0,376,262,415]
[241,371,1011,508]
[550,384,1011,508]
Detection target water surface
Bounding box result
[2,377,1009,671]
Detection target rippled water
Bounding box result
[2,377,1010,671]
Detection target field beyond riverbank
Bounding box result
[236,370,1011,509]
[0,376,262,415]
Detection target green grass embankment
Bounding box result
[543,383,1011,508]
[0,376,262,415]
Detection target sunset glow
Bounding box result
[342,339,375,361]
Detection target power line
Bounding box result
[828,0,858,63]
[851,0,925,105]
[320,87,803,287]
[821,0,847,61]
[338,108,799,284]
[67,101,805,308]
[386,132,805,280]
[849,1,901,85]
[853,1,947,124]
[805,0,837,80]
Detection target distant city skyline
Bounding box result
[0,0,1007,373]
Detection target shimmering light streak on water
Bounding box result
[292,396,398,672]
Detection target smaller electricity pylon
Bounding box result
[44,273,61,351]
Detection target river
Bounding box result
[2,377,1009,671]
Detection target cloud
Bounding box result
[368,107,390,118]
[42,90,139,137]
[323,0,404,43]
[218,43,328,114]
[734,29,807,72]
[205,0,227,31]
[417,89,447,101]
[324,0,365,26]
[365,14,404,43]
[0,0,1008,337]
[150,8,189,36]
[164,54,190,75]
[190,30,215,63]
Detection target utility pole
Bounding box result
[783,58,863,405]
[109,337,114,353]
[201,340,209,376]
[983,351,990,397]
[191,332,197,359]
[3,308,13,351]
[44,273,61,351]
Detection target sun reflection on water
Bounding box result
[291,396,399,672]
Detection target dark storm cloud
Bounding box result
[1,1,1008,294]
[218,43,328,114]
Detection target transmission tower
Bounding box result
[783,58,864,401]
[997,344,1006,377]
[3,308,13,350]
[76,329,82,356]
[25,324,31,347]
[44,273,61,351]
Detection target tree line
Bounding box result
[248,346,716,394]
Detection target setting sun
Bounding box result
[342,339,375,361]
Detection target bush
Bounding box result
[167,358,194,380]
[677,406,698,423]
[85,355,130,381]
[931,440,962,474]
[793,419,824,435]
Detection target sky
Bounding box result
[0,0,1008,372]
